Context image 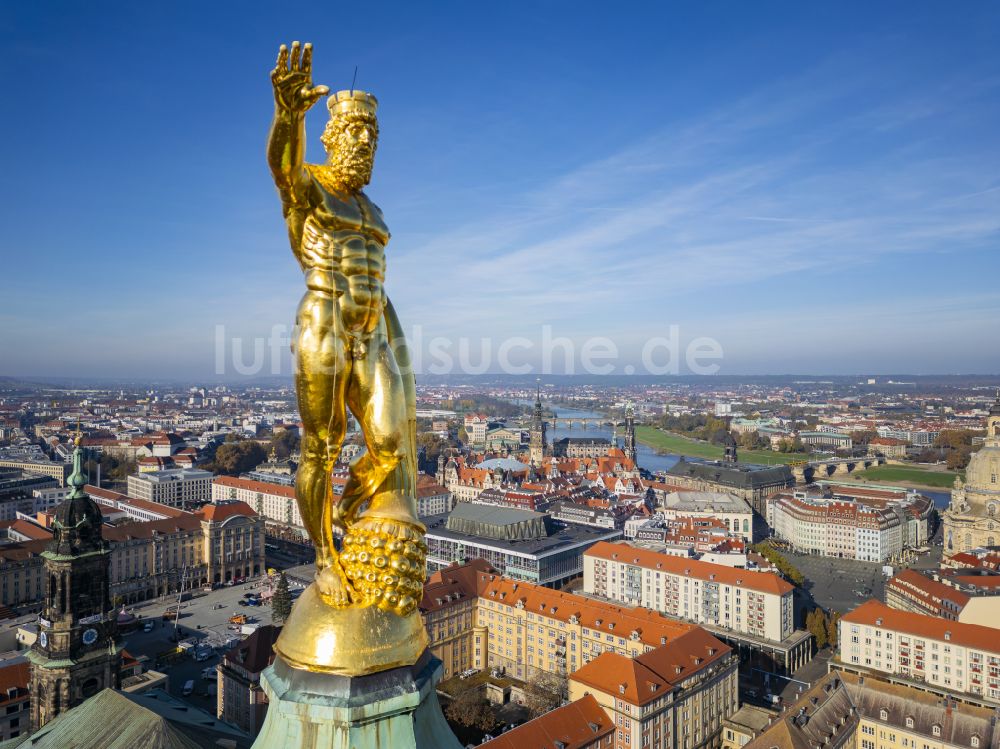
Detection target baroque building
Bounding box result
[943,395,1000,556]
[26,438,123,731]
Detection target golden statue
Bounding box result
[266,41,427,675]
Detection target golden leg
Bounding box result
[340,317,416,525]
[293,291,349,570]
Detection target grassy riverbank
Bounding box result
[634,426,806,465]
[853,464,960,489]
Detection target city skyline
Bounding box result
[2,2,999,378]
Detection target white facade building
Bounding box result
[659,492,755,542]
[126,468,213,509]
[415,474,453,517]
[840,599,1000,704]
[584,541,795,644]
[212,476,304,533]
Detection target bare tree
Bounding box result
[523,671,566,718]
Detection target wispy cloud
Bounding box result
[5,21,1000,378]
[388,57,1000,356]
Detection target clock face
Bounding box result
[82,628,98,646]
[39,631,48,648]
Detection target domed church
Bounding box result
[943,394,1000,555]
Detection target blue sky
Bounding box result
[1,2,998,379]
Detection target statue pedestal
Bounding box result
[251,650,463,749]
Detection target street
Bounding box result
[780,544,943,614]
[119,570,307,715]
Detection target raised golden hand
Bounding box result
[271,41,329,113]
[267,43,431,675]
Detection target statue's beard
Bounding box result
[327,146,373,191]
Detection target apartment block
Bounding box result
[839,599,1000,704]
[212,476,304,535]
[127,468,212,509]
[0,496,264,606]
[769,492,903,562]
[415,474,453,517]
[583,543,794,643]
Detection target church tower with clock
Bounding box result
[27,435,122,731]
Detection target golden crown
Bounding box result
[328,90,378,118]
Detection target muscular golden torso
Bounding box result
[293,167,390,336]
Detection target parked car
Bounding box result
[182,680,195,697]
[201,666,217,680]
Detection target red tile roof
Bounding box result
[416,473,449,498]
[85,484,189,519]
[478,575,694,648]
[480,694,613,749]
[0,661,29,706]
[213,475,296,499]
[420,559,497,614]
[0,540,48,563]
[197,501,257,523]
[887,569,969,612]
[571,627,731,706]
[102,515,203,541]
[9,519,52,541]
[842,599,1000,653]
[222,624,281,674]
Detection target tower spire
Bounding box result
[623,401,637,464]
[66,431,88,499]
[529,380,546,466]
[29,426,121,731]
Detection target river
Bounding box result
[510,401,680,474]
[510,400,954,505]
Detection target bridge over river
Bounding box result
[790,456,885,483]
